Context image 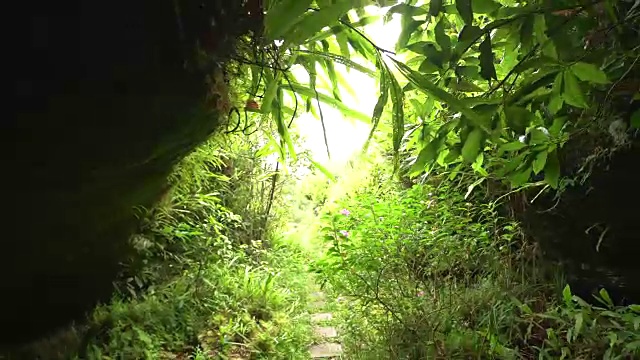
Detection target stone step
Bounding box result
[314,326,338,338]
[311,313,333,323]
[309,343,343,358]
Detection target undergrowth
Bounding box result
[312,164,640,360]
[17,134,315,360]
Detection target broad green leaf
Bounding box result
[429,0,443,17]
[472,0,500,14]
[514,56,561,74]
[265,0,313,41]
[456,0,474,25]
[435,17,452,59]
[544,150,560,188]
[510,167,531,187]
[504,106,534,135]
[562,71,588,109]
[520,15,534,53]
[392,59,489,132]
[532,150,548,174]
[548,95,564,115]
[533,14,558,59]
[462,127,483,163]
[499,141,527,152]
[570,62,610,84]
[551,72,563,94]
[411,138,441,173]
[262,75,280,114]
[286,2,354,46]
[530,128,548,145]
[479,34,497,80]
[549,117,566,137]
[454,25,483,59]
[631,109,640,129]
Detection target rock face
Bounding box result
[3,0,230,344]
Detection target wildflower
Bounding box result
[417,290,425,297]
[340,208,351,216]
[339,230,349,237]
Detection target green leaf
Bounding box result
[265,0,313,41]
[533,150,548,174]
[286,83,370,122]
[479,34,497,80]
[309,158,336,181]
[510,167,531,187]
[411,135,446,173]
[570,62,610,84]
[456,0,474,25]
[386,3,427,18]
[429,0,443,17]
[504,106,534,135]
[544,150,560,188]
[562,285,572,305]
[562,71,588,109]
[631,109,640,129]
[519,15,534,53]
[286,2,354,46]
[397,20,425,51]
[462,127,483,163]
[549,117,566,137]
[435,17,452,59]
[598,288,614,307]
[548,95,564,115]
[392,59,489,132]
[499,141,527,152]
[367,62,390,145]
[472,0,500,14]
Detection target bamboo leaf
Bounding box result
[392,58,489,132]
[286,1,354,46]
[366,60,390,145]
[265,0,313,41]
[285,83,370,122]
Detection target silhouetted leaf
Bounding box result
[456,0,474,25]
[435,17,452,59]
[397,20,425,51]
[472,0,500,14]
[479,34,497,80]
[429,0,443,17]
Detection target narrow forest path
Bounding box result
[308,289,343,359]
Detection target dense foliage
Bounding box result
[312,167,640,358]
[8,0,640,359]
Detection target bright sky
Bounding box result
[293,6,402,173]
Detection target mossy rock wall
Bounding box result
[3,0,222,344]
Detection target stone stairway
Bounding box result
[308,291,343,359]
